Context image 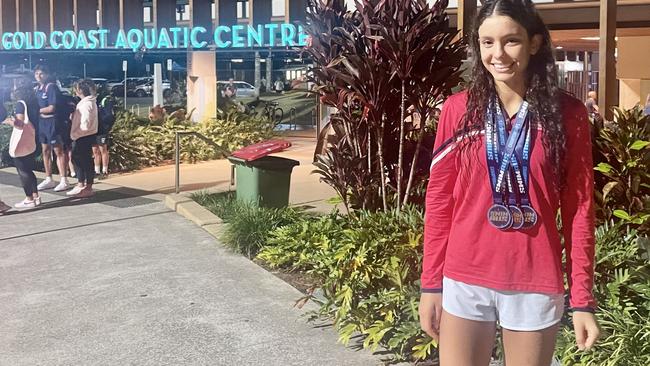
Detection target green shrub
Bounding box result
[259,207,433,361]
[593,106,650,234]
[108,106,276,172]
[192,191,302,258]
[557,221,650,365]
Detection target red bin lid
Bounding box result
[230,139,292,161]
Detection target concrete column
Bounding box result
[254,51,261,89]
[0,0,17,33]
[17,0,34,31]
[74,0,98,31]
[598,0,617,120]
[34,0,51,32]
[153,0,176,30]
[617,36,650,109]
[266,56,272,90]
[187,51,218,122]
[457,0,477,39]
[51,0,73,31]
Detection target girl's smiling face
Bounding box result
[478,15,542,90]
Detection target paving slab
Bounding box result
[0,169,393,366]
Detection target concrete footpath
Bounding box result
[0,137,391,365]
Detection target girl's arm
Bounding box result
[560,99,597,311]
[421,97,460,292]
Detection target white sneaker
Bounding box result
[37,178,56,190]
[0,201,11,213]
[53,181,70,192]
[14,199,36,209]
[66,186,85,196]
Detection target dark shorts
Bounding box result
[95,134,109,145]
[38,117,64,146]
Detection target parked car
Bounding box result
[132,79,171,97]
[217,80,259,99]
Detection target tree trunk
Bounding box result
[378,115,388,212]
[403,124,425,208]
[397,79,406,211]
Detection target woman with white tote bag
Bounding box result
[2,87,41,209]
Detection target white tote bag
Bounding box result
[9,100,36,158]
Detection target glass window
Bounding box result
[144,6,152,23]
[272,0,285,17]
[237,1,249,19]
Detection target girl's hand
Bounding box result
[419,292,443,342]
[573,311,600,351]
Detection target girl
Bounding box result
[418,1,599,365]
[3,87,41,209]
[67,79,98,198]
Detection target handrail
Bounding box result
[174,131,226,194]
[289,107,297,130]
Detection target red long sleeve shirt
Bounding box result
[421,91,597,310]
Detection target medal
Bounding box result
[509,205,525,230]
[520,204,538,229]
[487,203,513,230]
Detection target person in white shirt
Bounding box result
[67,79,98,198]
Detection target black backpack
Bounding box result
[97,96,116,134]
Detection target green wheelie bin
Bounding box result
[227,155,300,208]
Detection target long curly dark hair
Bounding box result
[461,0,565,188]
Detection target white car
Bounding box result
[217,81,259,99]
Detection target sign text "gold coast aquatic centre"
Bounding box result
[1,24,308,51]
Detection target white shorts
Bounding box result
[442,277,565,331]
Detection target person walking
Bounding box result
[418,1,599,365]
[67,80,98,198]
[585,90,599,115]
[34,64,70,192]
[3,87,41,209]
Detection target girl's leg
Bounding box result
[92,145,101,174]
[72,140,85,188]
[100,144,109,175]
[502,324,559,366]
[82,137,95,187]
[14,156,34,198]
[439,310,497,366]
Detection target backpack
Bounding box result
[97,96,116,134]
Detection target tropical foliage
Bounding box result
[304,0,465,212]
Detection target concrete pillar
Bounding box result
[266,56,272,90]
[254,51,261,89]
[189,0,213,45]
[617,36,650,109]
[598,0,617,120]
[74,0,98,31]
[17,0,34,31]
[187,51,218,122]
[34,0,51,32]
[0,0,17,33]
[153,0,176,30]
[51,0,74,31]
[121,0,143,30]
[457,0,477,39]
